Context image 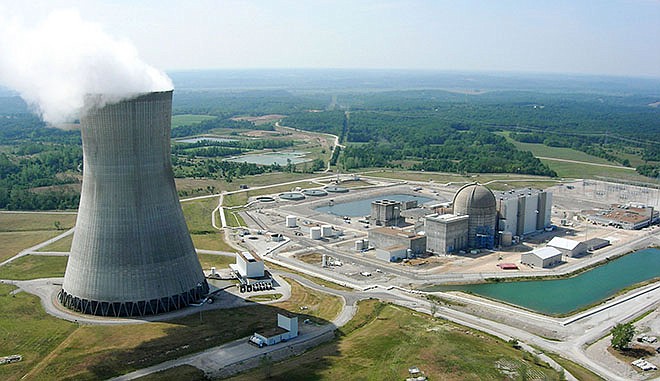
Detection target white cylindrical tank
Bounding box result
[406,249,412,258]
[286,215,297,228]
[363,239,369,249]
[211,267,217,275]
[310,227,322,240]
[322,254,328,267]
[355,240,364,251]
[321,225,333,237]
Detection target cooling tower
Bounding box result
[58,91,209,317]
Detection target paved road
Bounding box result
[537,156,635,170]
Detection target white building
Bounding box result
[521,247,562,268]
[497,188,552,237]
[231,251,265,278]
[249,313,299,347]
[375,246,408,262]
[547,237,587,257]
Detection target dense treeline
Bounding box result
[171,156,281,182]
[0,145,82,210]
[325,111,556,176]
[281,110,345,137]
[172,139,295,158]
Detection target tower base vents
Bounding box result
[57,281,209,317]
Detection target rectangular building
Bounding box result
[496,188,552,237]
[368,227,427,254]
[521,247,562,268]
[587,204,658,230]
[371,200,402,226]
[547,237,588,257]
[375,245,409,262]
[424,213,469,254]
[232,251,265,278]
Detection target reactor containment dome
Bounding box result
[58,91,209,317]
[453,183,497,249]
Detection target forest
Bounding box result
[1,77,659,210]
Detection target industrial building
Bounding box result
[375,246,409,262]
[58,91,208,317]
[587,204,658,230]
[521,247,562,268]
[370,200,402,226]
[249,313,299,347]
[368,227,427,254]
[452,184,497,249]
[547,237,588,257]
[496,188,553,238]
[424,213,469,254]
[231,251,272,291]
[233,251,265,278]
[584,238,610,251]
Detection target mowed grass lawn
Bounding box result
[180,197,237,252]
[0,231,64,262]
[230,300,562,381]
[0,212,76,261]
[171,114,216,128]
[0,255,68,280]
[21,279,341,380]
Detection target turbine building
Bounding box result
[58,91,209,317]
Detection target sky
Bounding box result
[1,0,660,78]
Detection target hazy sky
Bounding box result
[2,0,659,77]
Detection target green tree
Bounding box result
[610,322,635,350]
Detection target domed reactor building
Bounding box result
[58,91,209,317]
[452,183,497,249]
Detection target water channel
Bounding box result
[425,247,660,315]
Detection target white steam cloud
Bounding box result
[0,9,173,124]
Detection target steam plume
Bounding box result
[0,9,173,124]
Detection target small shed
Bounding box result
[583,237,610,251]
[547,237,588,257]
[521,247,562,268]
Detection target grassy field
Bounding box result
[22,279,341,380]
[544,352,604,381]
[229,300,562,381]
[0,231,64,262]
[537,158,657,183]
[171,114,216,128]
[0,213,76,232]
[224,209,246,227]
[0,284,78,381]
[190,232,237,252]
[0,255,67,280]
[36,234,73,252]
[136,365,207,381]
[180,198,238,251]
[196,253,235,270]
[504,137,615,165]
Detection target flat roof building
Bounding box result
[587,204,658,230]
[424,213,469,254]
[375,245,409,262]
[231,251,265,278]
[368,227,427,254]
[371,200,402,226]
[521,247,562,268]
[496,188,552,238]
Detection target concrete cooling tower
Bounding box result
[58,91,209,317]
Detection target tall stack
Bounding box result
[58,91,208,317]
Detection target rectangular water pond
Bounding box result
[225,152,310,166]
[175,137,237,144]
[316,194,433,217]
[425,248,660,315]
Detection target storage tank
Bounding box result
[57,91,208,317]
[310,227,322,240]
[363,239,369,249]
[321,225,333,237]
[286,215,297,228]
[500,231,513,247]
[355,239,364,251]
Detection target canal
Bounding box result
[426,247,660,315]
